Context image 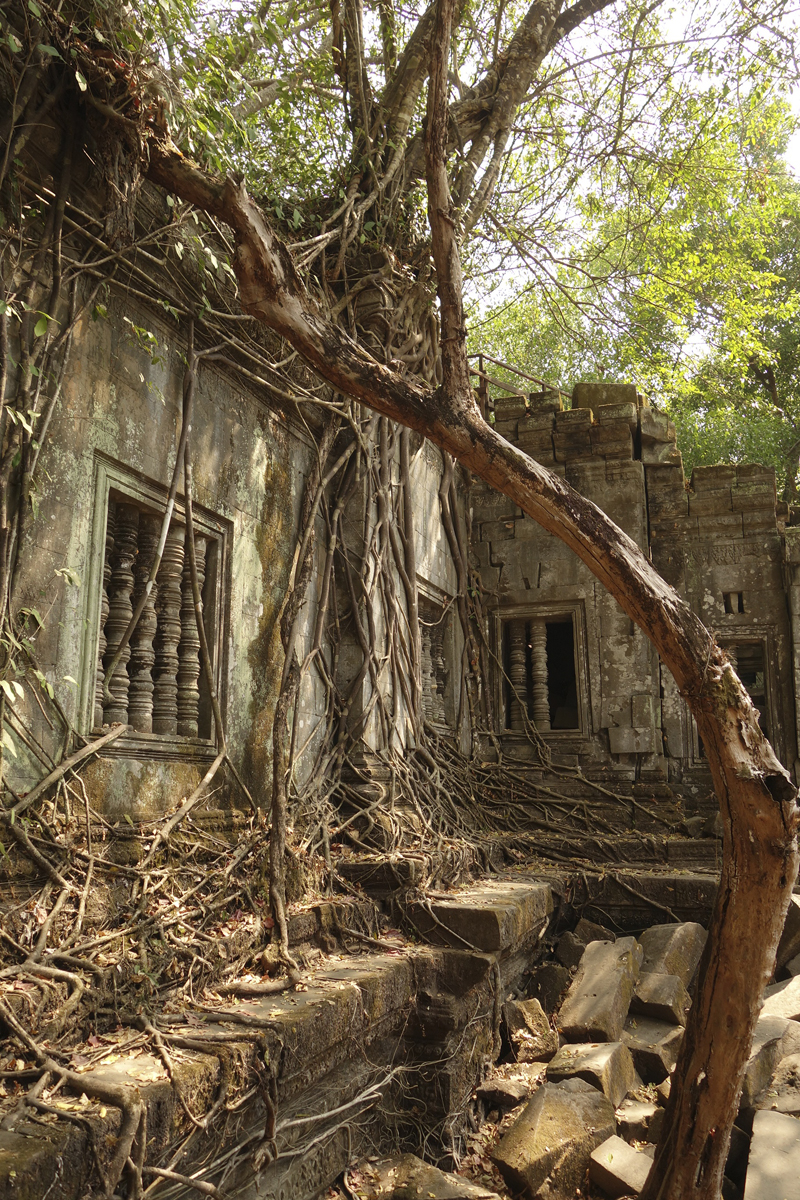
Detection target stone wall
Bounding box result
[470,382,799,799]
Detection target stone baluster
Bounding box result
[102,502,139,724]
[128,513,160,733]
[529,619,551,732]
[152,525,185,735]
[430,621,448,725]
[94,504,116,728]
[508,619,528,731]
[177,532,207,737]
[421,624,435,723]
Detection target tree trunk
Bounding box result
[145,136,800,1200]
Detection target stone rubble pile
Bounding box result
[478,915,800,1200]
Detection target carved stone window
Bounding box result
[419,594,452,729]
[498,604,587,736]
[81,458,229,756]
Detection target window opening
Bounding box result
[723,592,745,614]
[503,615,579,731]
[728,642,768,736]
[95,493,219,740]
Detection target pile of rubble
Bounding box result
[361,910,800,1200]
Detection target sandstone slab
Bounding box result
[638,922,706,986]
[528,963,572,1014]
[558,937,643,1042]
[622,1016,683,1083]
[370,1153,501,1199]
[741,1016,792,1107]
[744,1109,800,1199]
[630,972,689,1026]
[590,1135,654,1198]
[615,1098,664,1143]
[546,1041,638,1107]
[762,975,800,1021]
[492,1081,615,1199]
[505,998,560,1063]
[476,1078,529,1111]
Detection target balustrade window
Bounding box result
[503,614,580,732]
[93,491,223,741]
[420,596,451,728]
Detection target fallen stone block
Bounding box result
[559,937,643,1042]
[476,1078,529,1111]
[528,963,572,1014]
[556,930,586,970]
[369,1153,501,1198]
[638,922,706,986]
[505,997,560,1063]
[574,917,616,944]
[615,1098,665,1143]
[762,975,800,1021]
[756,1052,800,1116]
[741,1016,790,1107]
[622,1016,683,1083]
[786,950,800,977]
[781,1019,800,1057]
[546,1041,638,1107]
[590,1135,655,1198]
[656,1076,671,1106]
[630,972,690,1026]
[491,1080,615,1199]
[744,1109,800,1199]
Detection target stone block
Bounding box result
[572,381,638,410]
[556,930,586,970]
[631,694,656,728]
[591,423,633,459]
[476,1078,529,1111]
[519,412,557,432]
[574,917,616,944]
[742,510,778,534]
[505,997,560,1062]
[480,519,517,542]
[689,489,733,516]
[529,389,563,413]
[744,1109,800,1200]
[742,1016,792,1107]
[639,408,676,444]
[775,895,800,974]
[559,937,643,1042]
[608,726,655,754]
[786,951,800,977]
[369,1153,500,1199]
[546,1041,638,1107]
[556,406,594,426]
[554,429,594,461]
[615,1098,664,1142]
[731,480,776,512]
[691,464,737,492]
[638,922,707,985]
[516,429,556,464]
[471,489,522,522]
[494,396,527,421]
[630,973,690,1026]
[407,879,553,953]
[528,963,572,1014]
[762,975,800,1021]
[622,1015,684,1082]
[756,1051,800,1116]
[492,1081,615,1199]
[596,402,638,429]
[590,1135,654,1199]
[656,1077,671,1106]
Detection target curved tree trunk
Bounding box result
[145,132,800,1200]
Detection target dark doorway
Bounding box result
[546,619,579,729]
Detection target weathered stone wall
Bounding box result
[470,382,799,799]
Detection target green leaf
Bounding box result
[75,70,88,92]
[28,0,41,16]
[1,728,17,759]
[38,44,61,58]
[33,316,49,337]
[8,33,22,53]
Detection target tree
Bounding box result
[3,0,800,1196]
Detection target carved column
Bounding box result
[529,619,551,732]
[152,525,185,735]
[508,619,528,731]
[421,624,435,723]
[102,502,139,724]
[94,504,116,728]
[177,532,207,737]
[430,621,448,726]
[128,513,160,733]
